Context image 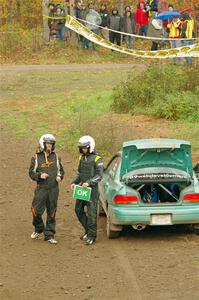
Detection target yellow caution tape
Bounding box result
[64,15,199,59]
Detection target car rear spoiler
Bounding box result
[122,172,192,184]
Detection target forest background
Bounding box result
[0,0,199,63]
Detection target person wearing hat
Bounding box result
[71,136,103,246]
[29,134,64,244]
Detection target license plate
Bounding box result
[151,214,172,225]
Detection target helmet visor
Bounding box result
[78,142,90,148]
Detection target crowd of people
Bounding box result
[47,1,195,58]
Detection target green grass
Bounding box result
[0,68,198,158]
[0,69,123,150]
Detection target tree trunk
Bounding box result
[68,0,77,45]
[118,0,125,16]
[42,0,50,43]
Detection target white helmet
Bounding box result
[39,134,56,151]
[78,135,95,153]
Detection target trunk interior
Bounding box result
[128,182,190,204]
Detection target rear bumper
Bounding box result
[110,205,199,226]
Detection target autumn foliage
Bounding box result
[0,0,198,29]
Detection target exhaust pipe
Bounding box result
[132,224,146,231]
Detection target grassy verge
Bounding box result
[0,36,137,64]
[0,67,198,163]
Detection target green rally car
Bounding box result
[98,139,199,238]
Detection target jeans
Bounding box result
[181,40,193,63]
[56,27,65,40]
[91,29,99,49]
[151,41,158,51]
[125,35,134,49]
[109,32,121,46]
[139,25,148,36]
[170,39,181,62]
[82,37,89,49]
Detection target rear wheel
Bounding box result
[107,210,120,239]
[193,224,199,235]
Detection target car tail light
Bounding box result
[183,194,199,203]
[114,195,138,204]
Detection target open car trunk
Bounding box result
[121,139,193,204]
[123,167,192,204]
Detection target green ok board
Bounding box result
[73,185,92,202]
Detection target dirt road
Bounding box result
[0,127,199,300]
[0,63,144,74]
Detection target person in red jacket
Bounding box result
[135,1,149,36]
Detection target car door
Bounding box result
[100,155,121,205]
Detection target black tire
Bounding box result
[195,229,199,235]
[106,211,120,239]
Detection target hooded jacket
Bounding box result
[135,6,149,26]
[108,10,122,31]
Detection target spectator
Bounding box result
[54,6,66,41]
[148,0,158,12]
[75,1,82,20]
[147,11,163,50]
[160,3,174,40]
[108,9,122,46]
[80,4,89,49]
[130,5,136,21]
[80,4,88,21]
[122,11,136,49]
[135,1,149,36]
[167,16,182,62]
[99,4,109,40]
[48,3,56,41]
[181,12,194,63]
[125,6,131,13]
[168,4,174,12]
[158,0,169,13]
[86,3,102,49]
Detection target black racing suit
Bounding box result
[29,151,64,240]
[72,153,103,240]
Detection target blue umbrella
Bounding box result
[156,11,181,20]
